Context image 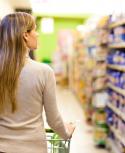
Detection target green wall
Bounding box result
[35,17,84,62]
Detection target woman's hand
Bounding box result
[65,122,75,138]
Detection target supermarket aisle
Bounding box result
[56,86,109,153]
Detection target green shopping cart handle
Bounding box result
[45,128,54,133]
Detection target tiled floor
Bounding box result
[55,86,109,153]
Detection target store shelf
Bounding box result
[108,83,125,96]
[109,42,125,49]
[107,103,125,121]
[93,86,107,92]
[99,42,108,46]
[95,121,106,125]
[107,64,125,72]
[93,75,106,80]
[109,126,125,146]
[95,56,106,62]
[107,18,125,153]
[93,105,106,109]
[95,126,107,132]
[107,139,120,153]
[109,20,125,29]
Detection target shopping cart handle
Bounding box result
[45,128,54,133]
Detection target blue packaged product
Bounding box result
[107,52,114,64]
[121,27,125,41]
[106,107,113,125]
[110,52,114,64]
[107,54,111,64]
[120,52,125,65]
[120,73,125,89]
[116,93,120,108]
[113,51,120,64]
[120,73,124,88]
[115,72,121,87]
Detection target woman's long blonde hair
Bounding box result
[0,12,35,113]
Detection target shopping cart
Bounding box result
[46,129,71,153]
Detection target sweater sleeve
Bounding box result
[43,66,70,140]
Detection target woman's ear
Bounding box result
[23,32,29,42]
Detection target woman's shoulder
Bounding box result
[28,58,53,73]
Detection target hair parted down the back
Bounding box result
[0,12,35,113]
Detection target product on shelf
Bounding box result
[107,69,125,90]
[107,50,125,65]
[93,101,109,146]
[93,77,107,91]
[92,92,108,108]
[96,46,108,59]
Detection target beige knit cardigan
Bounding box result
[0,58,70,153]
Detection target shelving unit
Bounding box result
[109,43,125,49]
[107,102,125,121]
[108,83,125,96]
[107,64,125,72]
[93,74,106,79]
[93,86,107,93]
[107,139,120,153]
[53,30,74,87]
[109,19,125,29]
[68,30,89,116]
[109,126,125,146]
[88,17,110,146]
[107,16,125,153]
[95,56,106,62]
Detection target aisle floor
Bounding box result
[55,86,109,153]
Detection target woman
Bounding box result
[0,12,75,153]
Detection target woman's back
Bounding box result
[0,58,49,153]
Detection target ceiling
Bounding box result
[7,0,125,15]
[7,0,31,9]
